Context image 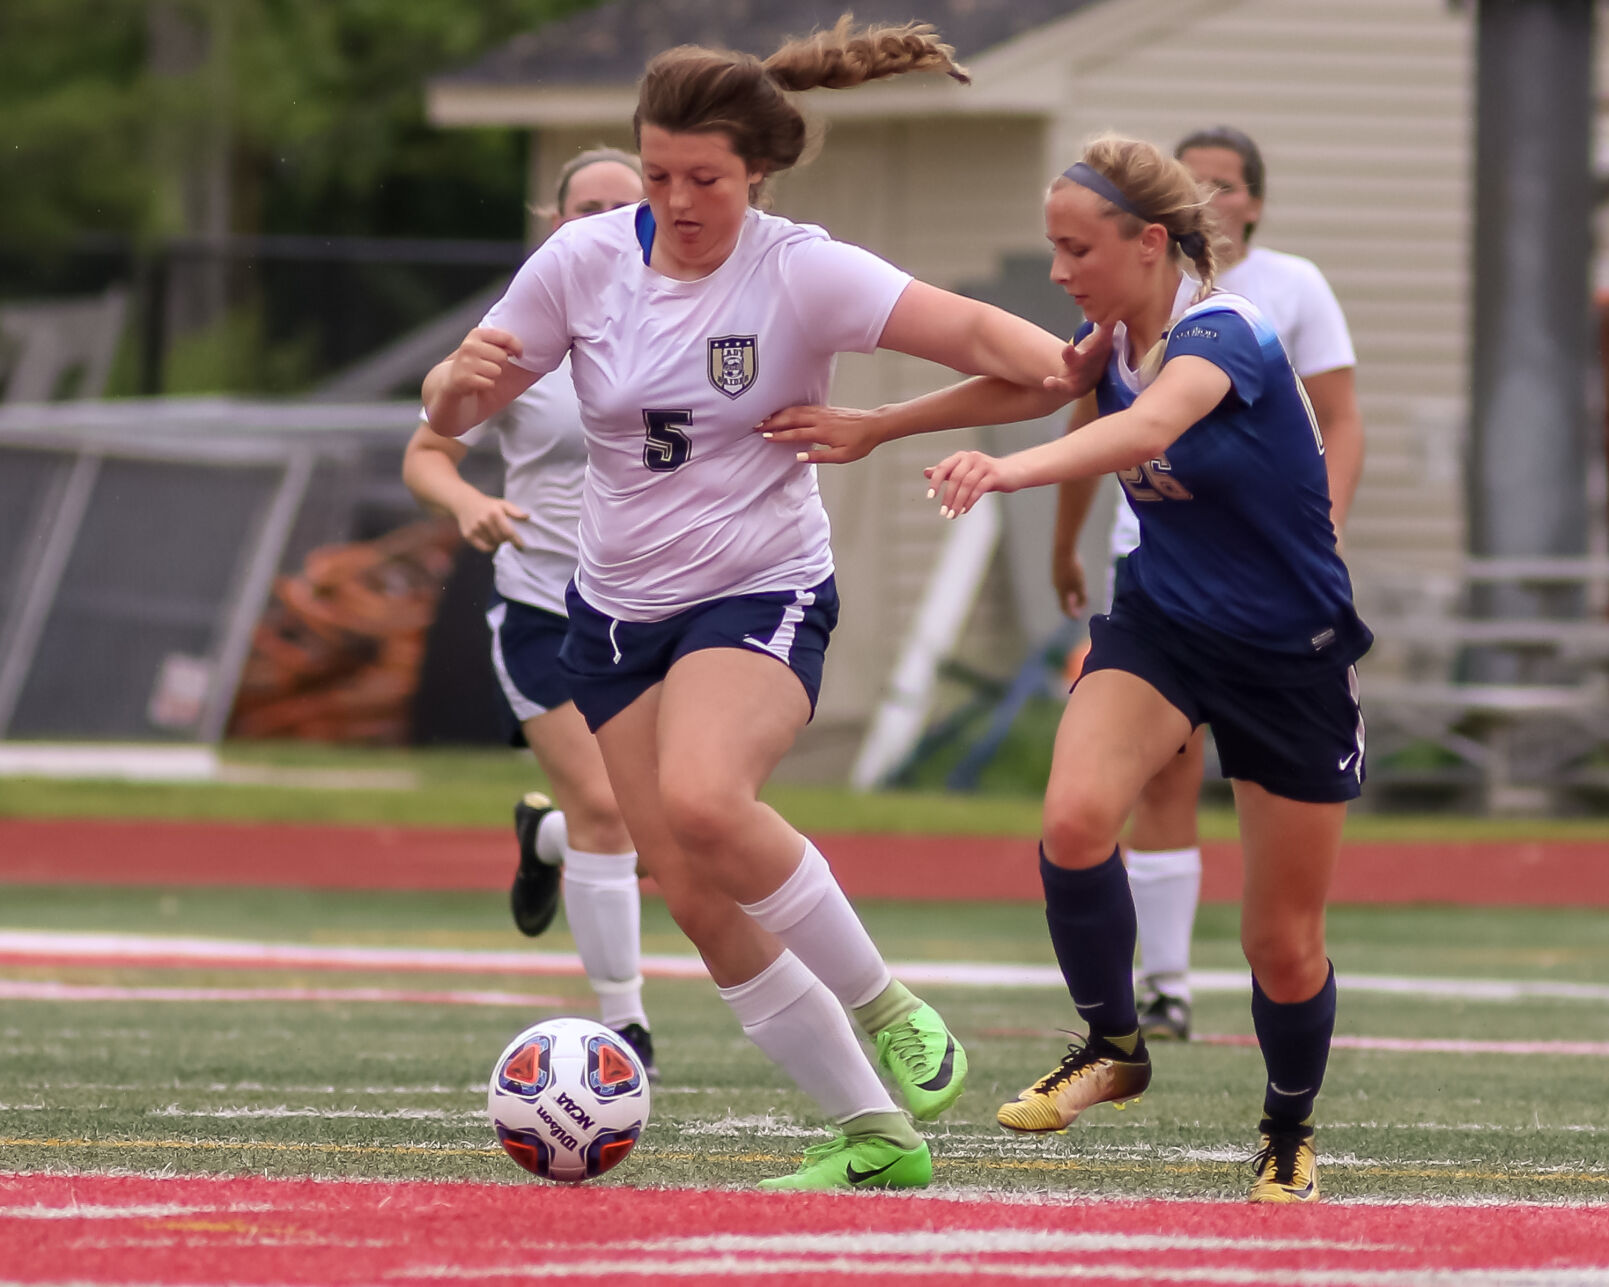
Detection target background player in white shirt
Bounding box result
[423,16,1098,1192]
[1050,126,1363,1043]
[402,149,660,1078]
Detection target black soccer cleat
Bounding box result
[510,792,562,937]
[1137,985,1192,1042]
[614,1022,660,1083]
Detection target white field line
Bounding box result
[0,980,560,1008]
[0,1202,275,1220]
[1199,1034,1609,1058]
[390,1258,1609,1285]
[3,930,1607,1005]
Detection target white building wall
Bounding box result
[1044,0,1475,583]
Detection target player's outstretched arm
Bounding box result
[422,327,539,439]
[402,421,529,552]
[925,357,1230,516]
[758,304,1110,466]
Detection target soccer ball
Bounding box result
[487,1016,650,1183]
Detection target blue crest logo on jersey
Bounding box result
[708,335,758,398]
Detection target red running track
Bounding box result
[0,817,1606,905]
[1,1173,1605,1285]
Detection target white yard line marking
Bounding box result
[0,980,559,1008]
[0,1203,273,1219]
[1199,1034,1609,1058]
[2,930,1605,1004]
[390,1259,1609,1284]
[145,1106,480,1122]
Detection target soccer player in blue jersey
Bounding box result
[763,133,1369,1203]
[1051,126,1363,1046]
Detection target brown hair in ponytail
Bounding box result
[633,14,968,200]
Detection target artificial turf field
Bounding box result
[1,754,1607,1283]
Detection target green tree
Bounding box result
[0,0,598,251]
[1,0,598,391]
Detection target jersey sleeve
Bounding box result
[783,235,914,354]
[422,404,491,449]
[1163,309,1265,405]
[1283,260,1356,377]
[455,417,492,449]
[480,232,575,377]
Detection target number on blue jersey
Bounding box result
[1118,453,1194,503]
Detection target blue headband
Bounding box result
[1061,161,1206,261]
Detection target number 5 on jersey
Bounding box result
[642,409,692,473]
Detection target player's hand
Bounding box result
[444,327,524,398]
[1043,325,1112,399]
[1053,548,1088,618]
[923,450,1022,518]
[758,404,885,464]
[456,494,530,553]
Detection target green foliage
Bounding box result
[0,0,601,252]
[158,300,316,392]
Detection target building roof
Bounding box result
[439,0,1100,88]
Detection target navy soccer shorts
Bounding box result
[1082,593,1366,804]
[559,576,840,733]
[486,596,575,722]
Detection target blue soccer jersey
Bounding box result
[1081,294,1370,671]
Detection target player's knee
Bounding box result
[1241,927,1326,1001]
[1042,791,1124,869]
[657,777,738,856]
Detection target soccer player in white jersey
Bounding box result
[1049,126,1363,1044]
[403,149,660,1079]
[766,133,1370,1203]
[422,17,1101,1192]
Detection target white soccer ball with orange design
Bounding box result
[487,1016,650,1182]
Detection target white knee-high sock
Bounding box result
[561,846,646,1030]
[718,951,895,1124]
[1127,845,1201,999]
[739,840,890,1009]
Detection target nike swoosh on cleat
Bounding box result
[915,1035,956,1091]
[845,1159,901,1184]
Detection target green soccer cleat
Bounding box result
[1249,1118,1319,1204]
[758,1133,932,1192]
[875,1001,968,1121]
[996,1034,1151,1134]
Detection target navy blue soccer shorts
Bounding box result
[1081,596,1366,804]
[559,576,840,733]
[486,595,576,723]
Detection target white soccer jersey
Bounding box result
[482,203,912,621]
[453,356,585,617]
[1109,247,1355,557]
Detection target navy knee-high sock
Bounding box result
[1252,961,1337,1126]
[1040,845,1138,1041]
